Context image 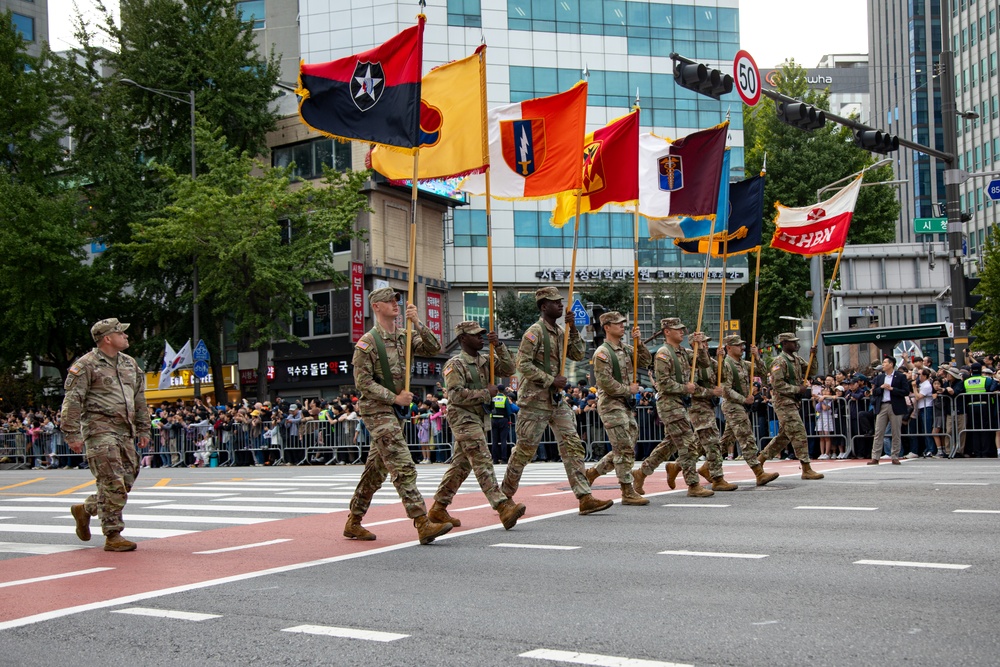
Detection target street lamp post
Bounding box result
[120,79,200,397]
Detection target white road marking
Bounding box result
[0,524,192,538]
[102,514,276,525]
[112,607,221,622]
[211,496,381,504]
[281,624,408,642]
[0,507,70,513]
[520,648,691,666]
[0,542,92,555]
[751,620,780,626]
[0,498,165,505]
[128,491,239,498]
[452,503,492,512]
[953,509,1000,514]
[534,490,576,496]
[794,506,878,511]
[147,504,344,514]
[0,567,114,589]
[658,550,768,559]
[492,543,580,551]
[365,518,411,526]
[854,559,971,570]
[934,482,989,486]
[181,486,297,492]
[662,504,730,508]
[194,539,292,555]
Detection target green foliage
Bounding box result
[732,61,901,345]
[580,279,634,317]
[495,290,539,339]
[971,226,1000,351]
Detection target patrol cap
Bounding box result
[724,334,745,346]
[454,321,486,336]
[369,287,401,304]
[971,362,983,373]
[599,311,627,326]
[660,317,686,330]
[776,332,799,343]
[534,286,562,302]
[91,318,129,342]
[850,374,867,383]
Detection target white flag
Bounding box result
[157,341,177,390]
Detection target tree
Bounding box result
[732,60,900,345]
[971,225,1000,351]
[125,126,369,399]
[495,290,539,339]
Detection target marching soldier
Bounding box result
[757,332,824,480]
[500,287,614,515]
[689,338,739,492]
[584,311,652,506]
[632,318,716,498]
[343,287,454,544]
[720,334,779,485]
[62,318,151,552]
[428,321,526,530]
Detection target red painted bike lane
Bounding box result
[0,459,864,629]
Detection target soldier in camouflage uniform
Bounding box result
[584,311,652,506]
[343,287,453,544]
[631,318,715,498]
[428,321,526,530]
[500,287,613,515]
[689,337,739,492]
[757,332,824,480]
[720,334,779,486]
[62,319,151,552]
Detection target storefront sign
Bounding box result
[278,357,445,384]
[350,261,365,343]
[239,367,275,385]
[535,268,746,282]
[425,290,443,340]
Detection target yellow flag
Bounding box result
[369,47,488,181]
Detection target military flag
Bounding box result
[460,82,588,200]
[549,110,639,228]
[297,17,424,151]
[639,123,729,239]
[770,175,861,256]
[369,46,488,181]
[676,173,765,256]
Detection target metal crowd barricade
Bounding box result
[299,419,363,465]
[956,392,1000,458]
[0,432,28,468]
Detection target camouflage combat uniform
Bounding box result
[638,336,709,486]
[720,350,763,466]
[347,318,441,520]
[501,316,591,500]
[433,342,515,510]
[759,348,812,463]
[61,346,150,537]
[588,335,652,484]
[689,351,726,478]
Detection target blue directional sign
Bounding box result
[193,339,210,362]
[193,360,210,379]
[987,179,1000,201]
[570,299,590,326]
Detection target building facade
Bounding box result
[3,0,47,59]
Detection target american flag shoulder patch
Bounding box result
[596,349,609,361]
[68,362,82,375]
[357,340,371,351]
[525,331,537,343]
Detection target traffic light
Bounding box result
[591,304,606,346]
[853,129,899,154]
[776,101,826,131]
[965,276,984,332]
[672,57,733,100]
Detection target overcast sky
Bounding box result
[49,0,871,67]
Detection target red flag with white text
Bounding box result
[770,175,861,256]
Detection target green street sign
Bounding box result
[913,217,947,234]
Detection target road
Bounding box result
[0,458,997,666]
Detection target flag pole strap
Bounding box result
[748,246,762,382]
[561,192,583,376]
[804,246,845,380]
[403,150,420,394]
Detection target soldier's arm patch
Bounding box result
[68,363,82,375]
[656,351,669,361]
[596,349,609,361]
[356,340,370,351]
[443,366,453,376]
[771,364,780,374]
[525,331,537,343]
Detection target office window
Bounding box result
[463,292,491,328]
[312,292,332,337]
[272,138,351,179]
[236,1,265,30]
[448,0,482,28]
[452,209,487,247]
[11,13,34,41]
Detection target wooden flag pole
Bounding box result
[690,224,718,381]
[632,206,640,372]
[479,44,495,384]
[748,246,763,382]
[805,246,846,381]
[716,233,731,385]
[561,192,583,376]
[403,149,420,393]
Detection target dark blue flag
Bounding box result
[675,174,765,257]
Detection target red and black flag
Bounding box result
[297,17,424,152]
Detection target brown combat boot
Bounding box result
[71,504,91,542]
[801,461,825,480]
[697,461,713,483]
[711,475,738,492]
[497,499,526,530]
[757,452,768,466]
[620,483,650,506]
[751,465,780,486]
[632,468,648,495]
[687,483,715,498]
[103,532,137,552]
[578,494,614,515]
[666,462,681,489]
[343,514,376,541]
[414,515,452,544]
[585,467,600,485]
[428,500,461,527]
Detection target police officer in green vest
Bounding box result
[957,363,999,458]
[491,389,512,463]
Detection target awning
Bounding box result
[822,322,953,346]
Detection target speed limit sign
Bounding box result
[733,50,761,106]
